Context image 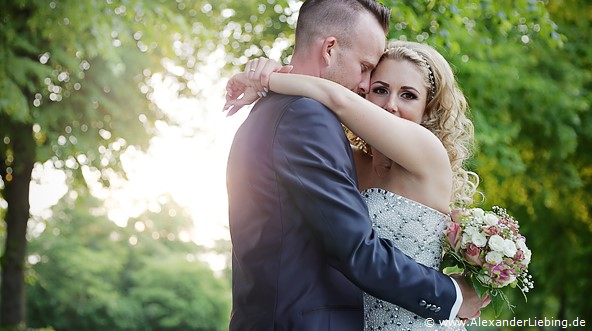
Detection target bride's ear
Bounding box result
[321,37,337,66]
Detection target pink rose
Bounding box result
[450,209,463,223]
[450,209,469,223]
[463,242,483,266]
[482,225,500,236]
[489,263,515,287]
[514,249,524,262]
[446,222,462,252]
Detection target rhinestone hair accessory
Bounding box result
[423,58,437,100]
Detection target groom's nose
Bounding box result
[357,73,372,95]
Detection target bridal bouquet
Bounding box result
[442,206,534,317]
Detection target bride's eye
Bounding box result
[372,86,389,95]
[401,91,418,100]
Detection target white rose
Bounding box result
[477,274,492,286]
[471,232,488,248]
[472,208,485,218]
[488,235,506,252]
[508,275,517,284]
[464,225,479,236]
[471,208,486,224]
[485,251,503,264]
[516,239,527,252]
[484,213,499,226]
[461,233,470,248]
[500,275,517,287]
[522,247,532,265]
[503,239,517,258]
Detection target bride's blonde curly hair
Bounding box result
[347,40,480,208]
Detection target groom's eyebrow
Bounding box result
[361,61,375,72]
[360,55,378,69]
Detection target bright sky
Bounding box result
[28,50,249,252]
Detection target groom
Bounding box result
[226,1,485,330]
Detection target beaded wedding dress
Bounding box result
[361,188,464,331]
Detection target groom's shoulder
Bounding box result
[254,93,339,130]
[265,93,334,120]
[261,92,323,109]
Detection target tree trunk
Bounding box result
[1,122,35,329]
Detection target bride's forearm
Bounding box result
[268,73,357,119]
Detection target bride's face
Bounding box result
[366,58,428,124]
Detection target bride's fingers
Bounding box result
[277,64,294,74]
[251,60,266,92]
[223,100,241,115]
[225,73,251,100]
[225,101,251,116]
[259,59,281,89]
[225,91,239,103]
[245,59,258,87]
[226,82,238,99]
[246,58,256,71]
[247,58,259,78]
[245,62,253,77]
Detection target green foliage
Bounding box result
[27,193,230,331]
[464,1,592,324]
[0,1,231,327]
[0,0,201,186]
[130,256,230,330]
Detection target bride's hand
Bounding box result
[224,58,292,116]
[224,72,259,116]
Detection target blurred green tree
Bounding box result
[0,0,240,327]
[463,0,592,325]
[0,0,187,327]
[27,192,230,331]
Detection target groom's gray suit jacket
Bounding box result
[227,92,457,331]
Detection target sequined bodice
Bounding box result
[361,188,461,331]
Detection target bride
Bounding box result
[225,40,483,330]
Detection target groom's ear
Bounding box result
[321,37,337,66]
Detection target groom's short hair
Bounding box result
[294,0,391,53]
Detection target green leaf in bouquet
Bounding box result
[442,265,464,276]
[470,274,489,299]
[490,293,504,318]
[489,289,514,318]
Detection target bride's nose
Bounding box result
[384,98,398,115]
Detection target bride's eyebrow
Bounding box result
[372,81,421,95]
[372,80,389,87]
[401,85,420,94]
